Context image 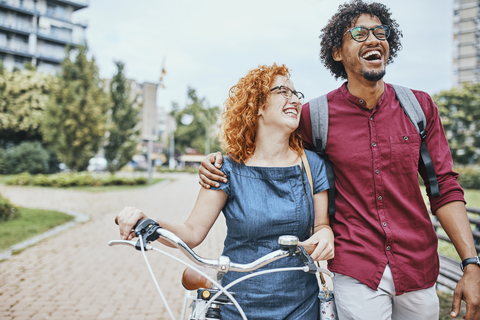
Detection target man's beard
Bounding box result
[363,69,386,82]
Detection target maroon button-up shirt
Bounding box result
[298,83,465,295]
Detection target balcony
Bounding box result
[47,0,88,11]
[0,17,34,35]
[0,39,33,57]
[36,50,64,64]
[0,0,36,15]
[37,29,74,45]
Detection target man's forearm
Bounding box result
[436,201,477,260]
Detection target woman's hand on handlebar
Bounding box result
[115,206,148,240]
[198,152,226,189]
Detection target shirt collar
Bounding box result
[339,82,390,111]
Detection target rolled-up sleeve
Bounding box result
[414,91,466,213]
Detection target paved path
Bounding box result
[0,173,226,320]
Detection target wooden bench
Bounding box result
[433,206,480,290]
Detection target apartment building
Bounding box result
[453,0,480,86]
[0,0,87,74]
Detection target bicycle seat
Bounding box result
[182,266,215,290]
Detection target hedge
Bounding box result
[5,172,147,188]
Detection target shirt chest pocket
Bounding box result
[389,134,420,175]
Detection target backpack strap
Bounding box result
[391,84,441,197]
[309,95,336,216]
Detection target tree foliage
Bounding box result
[104,61,139,173]
[0,67,56,146]
[433,83,480,165]
[42,46,110,171]
[171,88,220,155]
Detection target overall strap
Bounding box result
[309,95,336,216]
[391,84,440,197]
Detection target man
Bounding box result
[199,1,480,319]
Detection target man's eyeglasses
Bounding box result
[344,25,390,42]
[270,85,304,103]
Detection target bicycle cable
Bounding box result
[148,246,248,320]
[139,236,176,320]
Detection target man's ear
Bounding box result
[332,47,342,62]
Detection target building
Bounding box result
[453,0,480,86]
[103,77,171,165]
[0,0,88,74]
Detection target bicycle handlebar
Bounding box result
[108,219,333,277]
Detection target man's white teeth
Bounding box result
[284,109,297,115]
[362,51,381,59]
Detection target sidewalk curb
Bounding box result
[0,210,90,261]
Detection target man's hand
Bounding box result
[451,264,480,319]
[299,227,334,261]
[198,152,226,189]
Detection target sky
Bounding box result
[74,0,453,111]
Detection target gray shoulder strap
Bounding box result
[309,94,329,151]
[391,84,426,134]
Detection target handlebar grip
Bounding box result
[300,244,316,256]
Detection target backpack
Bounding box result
[309,84,440,217]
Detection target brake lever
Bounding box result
[133,219,161,251]
[295,246,317,274]
[108,240,153,250]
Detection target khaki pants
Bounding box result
[333,264,439,320]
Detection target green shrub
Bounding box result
[0,193,18,221]
[4,172,147,188]
[454,166,480,190]
[2,142,50,174]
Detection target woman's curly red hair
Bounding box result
[220,63,303,163]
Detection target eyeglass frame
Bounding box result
[269,85,305,103]
[343,25,390,42]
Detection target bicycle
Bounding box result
[109,218,334,320]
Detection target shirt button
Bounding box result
[359,99,364,103]
[386,246,391,251]
[378,196,382,200]
[375,169,379,174]
[372,142,377,147]
[370,116,373,120]
[383,222,387,227]
[404,136,408,141]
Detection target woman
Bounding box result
[115,63,334,319]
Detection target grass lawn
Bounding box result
[0,207,74,252]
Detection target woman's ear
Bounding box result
[332,47,342,62]
[258,107,264,116]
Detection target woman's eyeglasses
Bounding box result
[270,85,304,103]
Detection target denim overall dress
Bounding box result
[211,150,329,319]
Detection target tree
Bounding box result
[0,66,56,146]
[433,83,480,165]
[171,88,220,155]
[42,45,110,171]
[104,61,139,173]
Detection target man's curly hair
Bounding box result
[319,0,403,80]
[220,63,303,163]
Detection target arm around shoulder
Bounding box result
[198,152,227,189]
